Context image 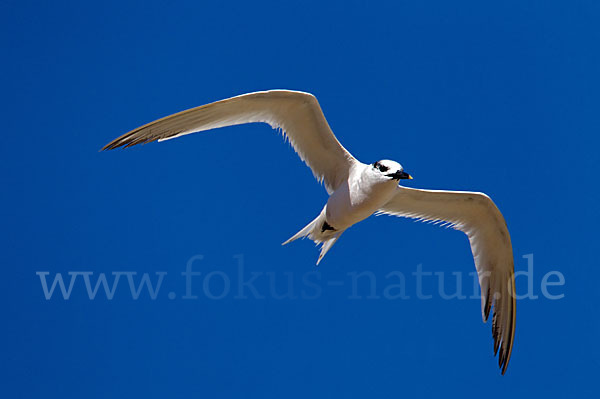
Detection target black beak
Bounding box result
[387,170,413,180]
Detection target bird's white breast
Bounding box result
[325,164,398,229]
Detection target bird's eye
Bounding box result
[373,162,389,173]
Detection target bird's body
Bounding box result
[103,89,516,374]
[327,162,400,228]
[284,160,408,262]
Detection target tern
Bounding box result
[103,89,516,374]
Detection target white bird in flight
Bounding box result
[103,89,516,374]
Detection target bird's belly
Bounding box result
[325,180,397,229]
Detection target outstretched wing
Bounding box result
[102,90,356,193]
[379,186,516,374]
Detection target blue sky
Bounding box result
[2,0,599,397]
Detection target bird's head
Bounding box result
[372,160,413,181]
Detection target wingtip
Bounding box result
[499,347,510,375]
[101,140,120,151]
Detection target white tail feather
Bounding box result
[282,206,344,264]
[281,213,321,246]
[316,233,343,265]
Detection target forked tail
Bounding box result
[282,207,344,265]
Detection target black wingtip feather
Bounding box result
[483,287,492,322]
